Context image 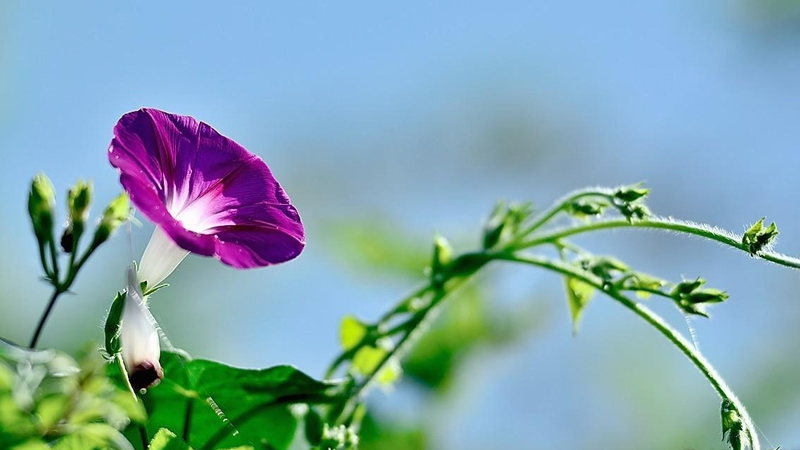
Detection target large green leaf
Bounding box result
[123,352,343,450]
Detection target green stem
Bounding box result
[514,216,800,270]
[497,252,759,449]
[515,189,614,239]
[324,283,432,380]
[29,243,100,348]
[115,354,149,449]
[48,237,60,282]
[29,289,63,348]
[333,276,475,426]
[37,243,53,281]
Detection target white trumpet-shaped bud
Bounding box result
[137,226,190,289]
[120,267,163,391]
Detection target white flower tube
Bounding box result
[137,226,190,289]
[120,267,163,390]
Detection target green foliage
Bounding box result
[481,200,533,250]
[19,181,800,450]
[120,351,343,450]
[0,340,144,450]
[358,413,425,450]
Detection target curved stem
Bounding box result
[515,188,614,239]
[324,283,432,380]
[514,216,800,270]
[333,276,475,426]
[29,289,62,348]
[497,253,759,449]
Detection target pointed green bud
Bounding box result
[430,234,453,283]
[482,200,508,249]
[675,298,710,318]
[566,199,609,218]
[670,278,706,296]
[92,193,130,246]
[580,256,629,282]
[67,179,92,225]
[614,185,650,203]
[688,288,728,304]
[28,173,56,245]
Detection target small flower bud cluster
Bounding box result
[669,278,729,318]
[611,185,651,221]
[481,200,533,250]
[27,173,130,288]
[742,217,778,255]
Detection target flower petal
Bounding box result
[109,108,305,267]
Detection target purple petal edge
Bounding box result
[109,108,305,268]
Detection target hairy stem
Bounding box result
[515,188,614,238]
[497,252,759,449]
[514,216,800,270]
[324,283,432,380]
[332,276,475,426]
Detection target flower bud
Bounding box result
[67,180,92,224]
[92,193,129,246]
[429,234,453,285]
[482,201,508,250]
[60,226,75,253]
[742,217,778,255]
[613,185,650,203]
[28,173,56,245]
[120,267,163,391]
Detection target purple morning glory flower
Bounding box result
[109,108,304,287]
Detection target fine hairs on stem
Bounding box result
[319,184,789,450]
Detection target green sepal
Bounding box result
[103,292,125,357]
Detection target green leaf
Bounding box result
[148,429,190,450]
[565,276,595,335]
[304,408,324,446]
[53,423,133,450]
[352,346,387,376]
[340,315,368,351]
[132,352,343,450]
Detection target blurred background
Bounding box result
[2,1,800,449]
